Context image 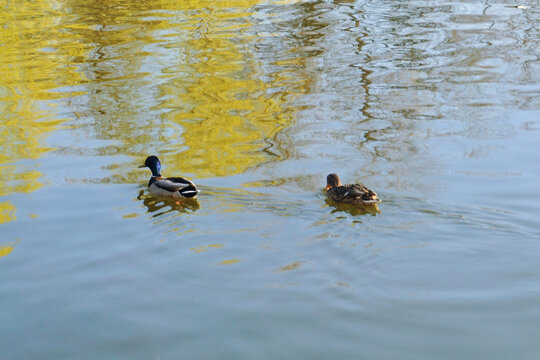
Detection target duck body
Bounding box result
[148,176,198,199]
[325,173,380,206]
[139,156,199,199]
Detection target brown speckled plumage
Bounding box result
[325,173,380,205]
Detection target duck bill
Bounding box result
[325,185,332,191]
[138,164,146,168]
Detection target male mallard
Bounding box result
[325,173,380,205]
[138,155,199,199]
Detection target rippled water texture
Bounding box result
[1,0,539,359]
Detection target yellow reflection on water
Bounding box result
[0,245,15,259]
[26,0,302,183]
[160,2,294,178]
[219,258,241,265]
[2,0,307,190]
[0,239,20,259]
[190,244,224,253]
[0,202,16,224]
[0,0,83,195]
[122,213,140,219]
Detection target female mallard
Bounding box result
[139,155,199,199]
[325,173,380,205]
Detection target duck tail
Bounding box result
[362,190,380,203]
[179,185,199,198]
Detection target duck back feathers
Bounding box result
[325,173,380,205]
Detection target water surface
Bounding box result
[1,0,539,359]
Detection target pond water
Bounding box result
[1,0,539,359]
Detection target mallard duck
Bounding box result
[325,173,380,205]
[138,155,199,199]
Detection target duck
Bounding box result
[325,173,380,206]
[138,155,199,199]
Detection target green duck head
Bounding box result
[139,155,162,177]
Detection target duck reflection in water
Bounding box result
[324,197,380,216]
[138,190,200,217]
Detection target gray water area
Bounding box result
[1,1,539,359]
